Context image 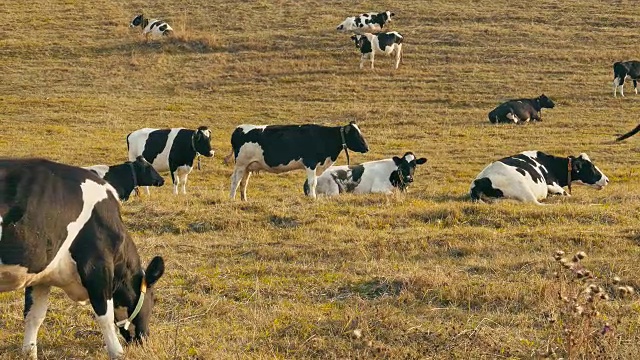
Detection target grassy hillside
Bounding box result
[2,0,640,358]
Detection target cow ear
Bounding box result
[416,158,427,165]
[393,156,402,165]
[145,256,165,287]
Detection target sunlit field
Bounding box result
[2,0,640,358]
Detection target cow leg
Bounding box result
[22,285,51,360]
[394,44,402,69]
[634,80,638,94]
[239,171,252,201]
[305,167,318,199]
[175,165,192,195]
[84,266,123,359]
[230,167,246,200]
[144,186,150,195]
[359,54,366,69]
[370,52,375,69]
[547,183,569,196]
[614,76,621,97]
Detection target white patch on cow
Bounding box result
[22,285,51,360]
[315,159,404,196]
[201,129,211,138]
[614,77,621,97]
[96,299,124,359]
[472,161,548,204]
[521,150,538,159]
[351,123,363,136]
[239,124,267,134]
[83,165,110,179]
[403,153,415,163]
[173,165,192,194]
[578,153,591,162]
[141,19,173,38]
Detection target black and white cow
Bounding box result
[470,151,609,205]
[0,158,165,359]
[351,32,403,70]
[613,61,640,97]
[488,94,555,124]
[84,156,165,201]
[127,126,214,195]
[225,121,369,200]
[306,152,427,196]
[336,11,395,33]
[129,14,173,39]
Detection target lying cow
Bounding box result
[488,94,555,124]
[127,126,214,195]
[84,156,165,201]
[470,151,609,205]
[613,60,640,97]
[351,32,403,69]
[129,14,173,39]
[306,152,427,196]
[0,158,165,359]
[225,121,369,200]
[336,11,395,33]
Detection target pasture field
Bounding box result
[3,0,640,358]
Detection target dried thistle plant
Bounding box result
[539,250,637,359]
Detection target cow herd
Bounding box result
[0,8,637,360]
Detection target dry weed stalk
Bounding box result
[541,250,636,359]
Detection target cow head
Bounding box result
[380,11,395,24]
[116,256,165,344]
[391,152,428,190]
[351,34,365,48]
[193,126,214,157]
[132,156,164,187]
[343,121,369,153]
[538,94,555,109]
[130,14,144,28]
[570,153,609,190]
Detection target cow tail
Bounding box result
[303,179,310,196]
[126,133,131,152]
[223,149,235,165]
[616,124,640,142]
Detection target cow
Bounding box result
[84,156,165,201]
[225,121,369,200]
[336,11,395,33]
[470,151,609,205]
[126,126,214,195]
[0,158,165,359]
[351,32,403,70]
[305,152,427,196]
[487,94,555,124]
[613,60,640,97]
[129,14,173,39]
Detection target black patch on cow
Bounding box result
[377,32,403,51]
[354,17,362,27]
[487,95,555,124]
[141,130,171,164]
[515,168,526,177]
[23,287,34,318]
[149,21,162,29]
[499,155,545,183]
[159,24,168,32]
[349,164,365,183]
[470,177,504,201]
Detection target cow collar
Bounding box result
[567,157,572,195]
[128,162,140,197]
[340,127,350,165]
[115,272,147,331]
[191,132,202,170]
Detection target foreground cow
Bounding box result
[225,121,369,200]
[84,156,165,201]
[306,152,427,196]
[0,158,165,359]
[488,94,555,124]
[127,126,214,195]
[470,151,609,204]
[336,11,395,33]
[351,32,403,69]
[129,14,173,39]
[613,60,640,97]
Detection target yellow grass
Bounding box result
[2,0,640,358]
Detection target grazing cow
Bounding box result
[306,152,427,196]
[84,156,165,201]
[127,126,214,195]
[615,123,640,142]
[487,94,556,124]
[351,32,403,69]
[336,11,395,33]
[0,158,165,359]
[470,151,609,205]
[129,14,173,39]
[226,121,369,200]
[613,61,640,97]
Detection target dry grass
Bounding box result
[2,0,640,358]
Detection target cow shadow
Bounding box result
[91,36,228,56]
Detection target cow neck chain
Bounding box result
[567,157,572,195]
[115,271,147,331]
[191,132,202,170]
[340,127,350,165]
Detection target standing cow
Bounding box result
[225,121,369,200]
[488,94,555,124]
[307,152,427,196]
[470,151,609,204]
[127,126,214,195]
[84,155,165,201]
[351,32,403,69]
[613,60,640,97]
[0,158,165,359]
